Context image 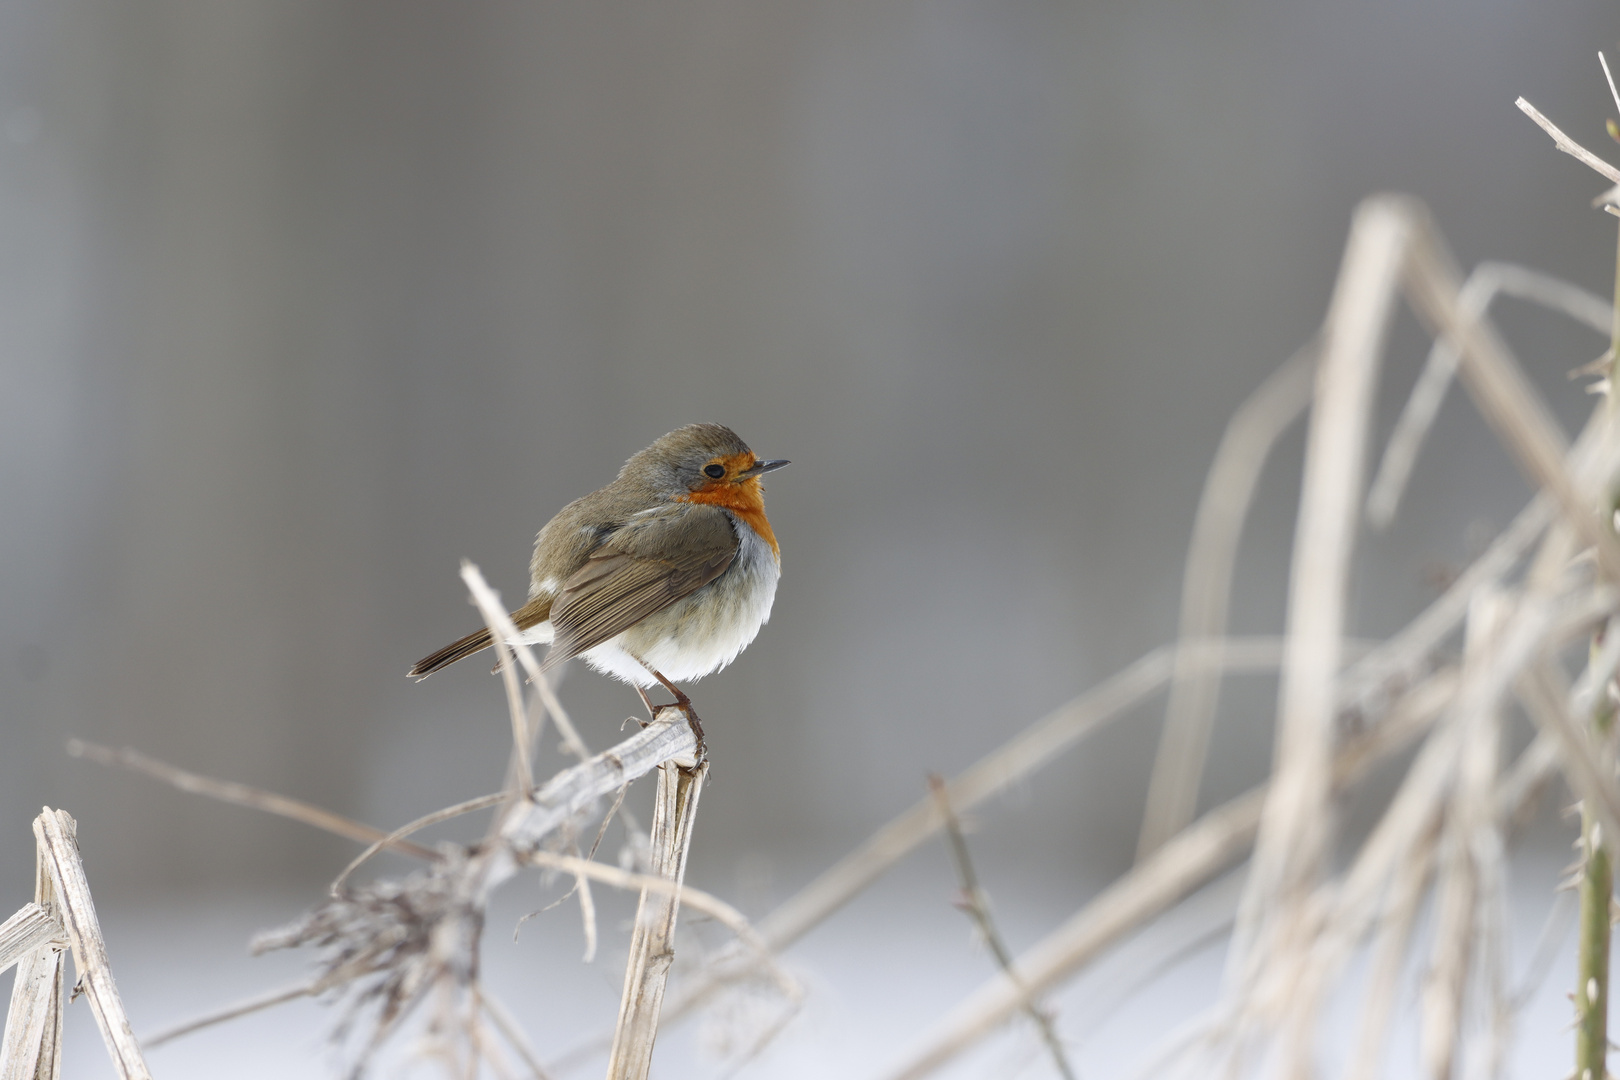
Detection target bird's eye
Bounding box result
[703,463,726,479]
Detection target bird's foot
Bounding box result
[639,673,706,765]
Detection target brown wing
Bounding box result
[544,504,738,668]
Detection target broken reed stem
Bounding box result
[0,818,66,1080]
[66,739,438,863]
[25,810,151,1079]
[605,762,708,1080]
[0,904,66,974]
[927,775,1076,1080]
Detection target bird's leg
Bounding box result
[649,670,691,709]
[633,661,705,762]
[632,683,658,722]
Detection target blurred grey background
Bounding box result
[0,1,1618,1068]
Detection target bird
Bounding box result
[409,423,788,730]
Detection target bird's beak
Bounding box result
[738,458,790,479]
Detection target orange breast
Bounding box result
[683,475,779,558]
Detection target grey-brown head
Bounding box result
[616,423,789,498]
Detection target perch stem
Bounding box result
[605,761,708,1080]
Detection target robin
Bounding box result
[409,424,789,735]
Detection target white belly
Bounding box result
[513,517,779,688]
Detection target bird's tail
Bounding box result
[409,627,496,678]
[408,597,551,679]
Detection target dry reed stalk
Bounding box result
[884,186,1620,1078]
[1209,191,1620,1076]
[605,761,707,1080]
[882,788,1267,1080]
[501,711,697,855]
[147,696,711,1062]
[1419,589,1506,1079]
[1138,341,1318,860]
[106,564,719,1075]
[1226,200,1412,1073]
[1142,261,1600,866]
[1346,814,1438,1080]
[1256,577,1608,1071]
[460,561,651,867]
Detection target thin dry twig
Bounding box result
[518,850,794,998]
[460,561,590,763]
[476,987,555,1080]
[143,983,318,1048]
[928,775,1076,1080]
[331,792,508,896]
[885,787,1265,1080]
[1517,97,1620,184]
[66,739,437,862]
